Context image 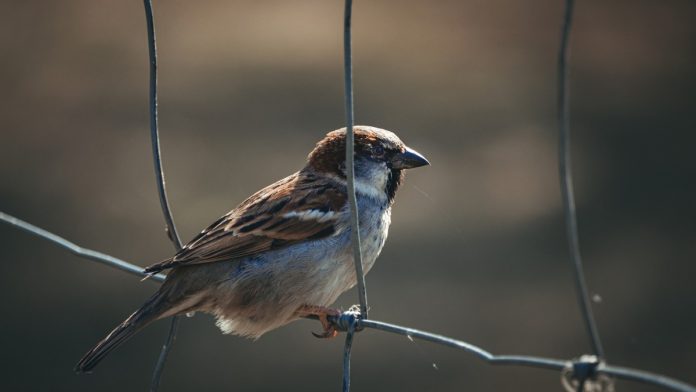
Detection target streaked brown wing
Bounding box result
[144,171,346,274]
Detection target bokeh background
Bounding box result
[1,1,695,391]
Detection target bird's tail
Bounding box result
[74,290,169,374]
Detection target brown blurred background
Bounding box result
[1,1,695,391]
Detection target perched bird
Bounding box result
[75,126,429,373]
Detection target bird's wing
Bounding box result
[144,171,346,274]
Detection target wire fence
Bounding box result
[0,1,694,391]
[143,2,183,389]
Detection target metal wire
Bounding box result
[1,1,694,391]
[341,2,365,390]
[557,0,605,358]
[601,365,696,392]
[144,1,182,250]
[342,322,357,392]
[343,0,368,322]
[143,1,184,390]
[359,319,567,369]
[1,211,695,392]
[0,211,165,283]
[150,314,180,392]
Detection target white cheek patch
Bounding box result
[352,161,390,201]
[353,178,387,201]
[283,209,336,222]
[323,163,389,201]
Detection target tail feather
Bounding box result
[75,292,166,374]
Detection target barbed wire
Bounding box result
[0,0,694,391]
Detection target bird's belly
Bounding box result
[205,208,390,338]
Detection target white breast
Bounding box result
[332,197,391,292]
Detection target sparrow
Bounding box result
[75,125,429,373]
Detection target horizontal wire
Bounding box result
[359,319,695,392]
[600,365,696,392]
[358,319,694,392]
[0,211,164,283]
[360,319,567,369]
[2,210,695,392]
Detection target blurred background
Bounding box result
[1,1,695,391]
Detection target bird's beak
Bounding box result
[391,146,430,169]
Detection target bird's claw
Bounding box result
[311,327,338,339]
[312,309,340,339]
[296,305,341,339]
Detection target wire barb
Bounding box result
[557,0,605,358]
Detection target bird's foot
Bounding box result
[296,305,341,339]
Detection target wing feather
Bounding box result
[144,171,346,273]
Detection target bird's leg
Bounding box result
[296,305,341,339]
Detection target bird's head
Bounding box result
[307,126,429,203]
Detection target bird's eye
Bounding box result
[373,145,385,157]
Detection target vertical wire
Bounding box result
[342,326,356,392]
[143,1,184,390]
[576,380,586,392]
[342,1,363,390]
[343,0,368,320]
[150,316,180,392]
[144,1,182,248]
[557,0,605,358]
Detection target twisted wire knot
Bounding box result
[329,305,364,333]
[561,355,614,392]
